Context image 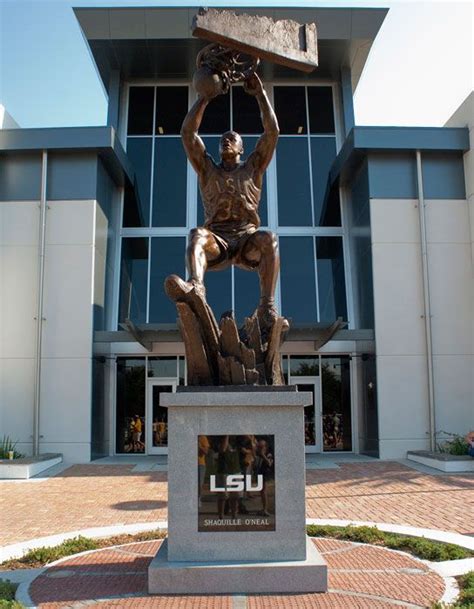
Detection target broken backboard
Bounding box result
[192,8,318,73]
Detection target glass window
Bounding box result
[152,138,187,227]
[316,237,347,322]
[322,356,352,451]
[116,358,146,454]
[118,238,148,327]
[277,139,312,226]
[178,356,186,385]
[148,356,178,378]
[232,86,263,134]
[308,87,335,134]
[234,267,260,325]
[289,356,320,378]
[274,86,307,135]
[320,181,342,227]
[125,138,152,227]
[279,237,317,323]
[199,93,230,134]
[149,237,186,323]
[127,87,154,135]
[155,86,188,135]
[206,266,232,317]
[311,137,337,226]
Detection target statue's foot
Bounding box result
[165,274,206,302]
[256,302,289,332]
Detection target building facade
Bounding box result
[0,6,472,463]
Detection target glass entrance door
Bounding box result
[291,377,322,453]
[146,379,176,454]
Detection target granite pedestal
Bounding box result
[148,388,328,594]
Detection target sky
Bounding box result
[0,0,472,129]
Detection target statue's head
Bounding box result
[219,131,244,161]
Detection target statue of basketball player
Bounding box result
[179,73,281,329]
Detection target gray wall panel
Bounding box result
[47,152,98,200]
[0,152,42,201]
[422,152,466,199]
[368,152,418,199]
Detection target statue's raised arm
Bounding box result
[180,96,210,175]
[244,74,280,180]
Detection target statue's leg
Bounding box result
[239,230,280,324]
[187,227,222,294]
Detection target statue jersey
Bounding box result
[199,154,261,241]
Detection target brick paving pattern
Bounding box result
[28,538,446,609]
[2,462,473,546]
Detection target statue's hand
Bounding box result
[243,73,264,97]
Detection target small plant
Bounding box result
[306,524,474,562]
[0,579,26,608]
[0,437,23,460]
[19,536,98,566]
[436,431,469,456]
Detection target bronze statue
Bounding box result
[178,72,280,331]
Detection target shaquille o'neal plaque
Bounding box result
[197,434,275,532]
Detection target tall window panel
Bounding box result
[279,236,317,324]
[274,85,341,228]
[125,86,188,228]
[149,237,186,324]
[116,358,146,454]
[321,356,352,451]
[118,238,149,326]
[316,237,347,322]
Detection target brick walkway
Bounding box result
[28,539,446,609]
[2,461,473,546]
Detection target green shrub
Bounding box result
[0,580,26,608]
[431,571,474,607]
[306,524,473,562]
[21,536,98,565]
[437,433,469,456]
[0,437,23,460]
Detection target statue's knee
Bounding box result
[189,227,209,245]
[258,230,278,254]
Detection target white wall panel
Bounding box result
[41,244,94,359]
[0,357,35,444]
[39,357,91,444]
[0,245,38,359]
[427,242,473,356]
[46,200,95,246]
[0,201,39,246]
[425,199,471,244]
[371,242,426,356]
[370,198,420,244]
[432,354,474,436]
[376,355,430,441]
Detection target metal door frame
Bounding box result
[146,377,176,455]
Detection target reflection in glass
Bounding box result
[127,87,154,135]
[322,356,352,451]
[234,267,259,325]
[152,385,172,447]
[279,237,317,323]
[118,238,148,326]
[126,138,152,227]
[290,356,320,378]
[311,137,337,226]
[153,138,187,227]
[232,86,262,134]
[148,356,178,378]
[199,93,230,134]
[178,356,186,385]
[295,383,316,447]
[277,139,312,226]
[149,237,186,323]
[155,87,188,135]
[307,87,335,134]
[116,358,146,453]
[206,266,232,316]
[274,86,307,135]
[316,237,347,322]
